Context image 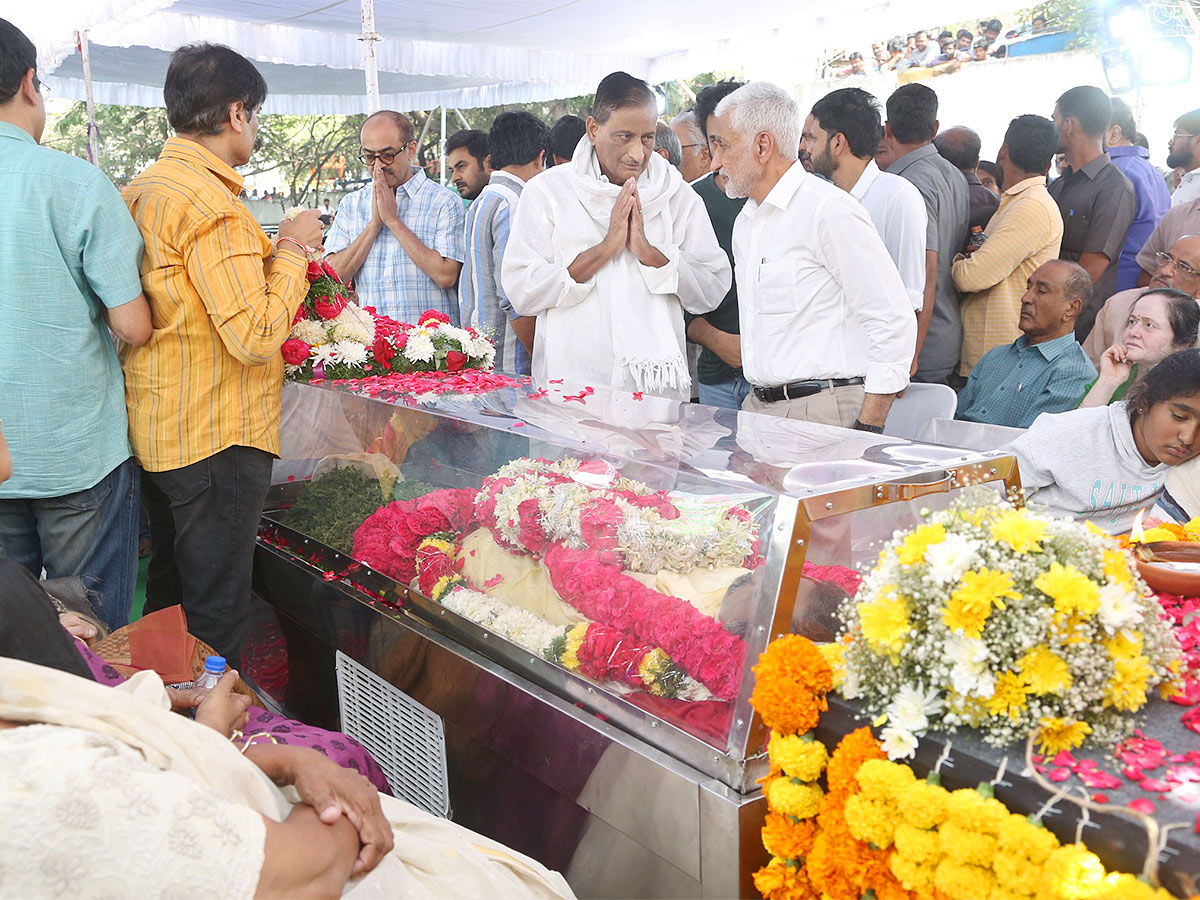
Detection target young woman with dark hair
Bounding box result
[1004,348,1200,532]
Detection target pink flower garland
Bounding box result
[543,543,746,700]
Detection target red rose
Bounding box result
[445,350,467,373]
[314,297,341,320]
[281,339,312,366]
[292,304,308,325]
[305,260,323,282]
[372,338,395,368]
[417,309,451,327]
[320,260,343,283]
[395,332,408,349]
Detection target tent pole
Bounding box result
[440,106,447,186]
[75,30,100,168]
[358,0,381,112]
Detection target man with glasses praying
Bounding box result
[325,111,465,322]
[1084,234,1200,364]
[1166,109,1200,208]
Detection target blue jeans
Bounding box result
[698,374,752,410]
[0,457,139,632]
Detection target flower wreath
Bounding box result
[475,457,763,573]
[413,533,710,700]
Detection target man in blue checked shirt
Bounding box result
[459,112,549,375]
[956,260,1097,429]
[326,111,465,323]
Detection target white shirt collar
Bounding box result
[760,160,806,211]
[848,159,880,201]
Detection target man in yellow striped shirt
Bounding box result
[121,43,323,665]
[952,115,1064,378]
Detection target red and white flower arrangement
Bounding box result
[475,457,762,574]
[282,258,496,382]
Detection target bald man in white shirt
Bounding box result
[708,82,916,431]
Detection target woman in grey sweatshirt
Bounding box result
[1004,349,1200,533]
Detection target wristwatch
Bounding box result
[852,419,885,434]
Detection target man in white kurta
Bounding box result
[502,73,730,401]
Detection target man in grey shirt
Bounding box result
[1049,85,1136,341]
[882,83,970,384]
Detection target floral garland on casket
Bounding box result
[834,494,1182,760]
[349,457,758,702]
[281,259,495,382]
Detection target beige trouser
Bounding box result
[741,383,865,428]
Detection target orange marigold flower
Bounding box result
[825,726,886,796]
[751,634,834,735]
[762,812,818,860]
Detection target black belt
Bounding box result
[752,377,865,403]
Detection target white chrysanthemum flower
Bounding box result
[333,340,367,366]
[946,633,995,698]
[880,725,919,760]
[284,363,302,377]
[311,343,337,366]
[403,329,436,363]
[292,318,327,346]
[885,684,942,732]
[330,310,372,344]
[925,532,980,583]
[1097,582,1143,633]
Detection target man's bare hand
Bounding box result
[626,180,668,268]
[603,179,635,255]
[277,209,324,250]
[372,167,399,228]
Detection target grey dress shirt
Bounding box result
[888,144,970,382]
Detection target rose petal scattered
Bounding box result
[1051,751,1078,768]
[1139,778,1171,792]
[1128,798,1157,815]
[483,574,503,589]
[1047,767,1072,782]
[1091,793,1109,803]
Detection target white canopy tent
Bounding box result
[14,0,1030,113]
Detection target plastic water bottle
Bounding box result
[967,225,987,249]
[193,655,226,698]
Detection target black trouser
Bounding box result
[141,446,273,668]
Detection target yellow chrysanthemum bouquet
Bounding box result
[838,494,1182,758]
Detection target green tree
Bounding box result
[43,103,169,185]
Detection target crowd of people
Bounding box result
[838,15,1054,79]
[3,10,1200,891]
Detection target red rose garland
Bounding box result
[544,544,747,701]
[352,488,476,582]
[412,532,693,698]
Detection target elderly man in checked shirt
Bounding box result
[326,111,465,324]
[956,260,1096,429]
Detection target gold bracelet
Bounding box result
[231,729,280,754]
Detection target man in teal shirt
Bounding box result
[0,19,151,630]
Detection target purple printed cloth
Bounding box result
[75,637,391,794]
